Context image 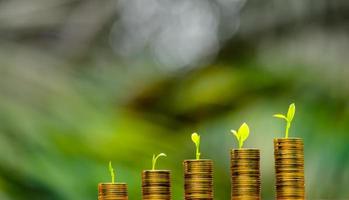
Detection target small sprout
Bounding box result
[273,103,296,138]
[231,123,250,149]
[152,153,167,170]
[191,132,201,160]
[109,161,116,184]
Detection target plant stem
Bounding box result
[152,155,155,170]
[285,121,290,138]
[109,161,115,184]
[152,153,167,170]
[196,143,200,160]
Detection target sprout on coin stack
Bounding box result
[273,103,305,200]
[98,161,128,200]
[183,133,213,200]
[142,153,171,200]
[230,123,261,200]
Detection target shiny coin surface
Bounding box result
[142,170,171,200]
[98,183,128,200]
[184,159,213,200]
[274,138,305,200]
[231,148,261,200]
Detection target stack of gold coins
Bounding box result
[142,170,171,200]
[98,183,128,200]
[274,138,305,200]
[231,148,261,200]
[183,159,213,200]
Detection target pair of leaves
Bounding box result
[191,133,201,160]
[273,103,295,122]
[152,153,167,170]
[273,103,296,138]
[231,123,250,149]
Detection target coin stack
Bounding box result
[183,159,213,200]
[142,170,171,200]
[98,183,128,200]
[231,149,261,200]
[274,138,305,200]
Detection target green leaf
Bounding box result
[239,123,250,142]
[191,132,200,146]
[287,103,296,122]
[273,114,287,121]
[230,130,240,141]
[157,153,167,159]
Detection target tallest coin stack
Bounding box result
[274,138,305,200]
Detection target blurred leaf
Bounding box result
[287,103,296,122]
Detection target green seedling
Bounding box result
[191,132,201,160]
[152,153,167,170]
[231,123,250,149]
[109,161,116,184]
[273,103,296,138]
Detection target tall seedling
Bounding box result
[152,153,167,170]
[191,133,201,160]
[109,161,116,184]
[273,103,296,138]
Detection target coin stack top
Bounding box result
[142,170,171,200]
[274,138,305,200]
[98,183,128,200]
[184,159,213,200]
[231,148,261,200]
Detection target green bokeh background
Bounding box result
[1,0,349,199]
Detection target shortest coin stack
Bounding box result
[274,138,305,200]
[98,183,128,200]
[184,159,214,200]
[142,170,171,200]
[231,149,261,200]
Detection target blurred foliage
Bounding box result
[1,0,349,199]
